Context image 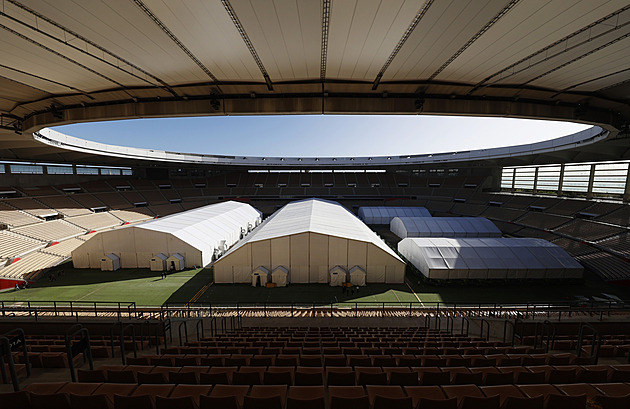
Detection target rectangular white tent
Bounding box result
[399,237,583,280]
[215,199,405,284]
[72,201,261,269]
[358,206,431,224]
[391,217,502,239]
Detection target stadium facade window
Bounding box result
[10,164,43,174]
[502,160,630,199]
[0,164,5,173]
[100,168,121,176]
[47,166,73,175]
[536,165,560,193]
[122,169,133,175]
[592,162,628,196]
[513,167,535,191]
[500,168,515,189]
[76,167,99,175]
[562,164,590,193]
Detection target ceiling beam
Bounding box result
[320,0,331,83]
[427,0,520,81]
[221,0,273,91]
[470,5,630,93]
[371,0,434,90]
[131,0,220,86]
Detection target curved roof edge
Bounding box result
[33,125,607,168]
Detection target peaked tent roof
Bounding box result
[391,216,502,238]
[133,201,261,252]
[222,198,402,261]
[358,207,431,224]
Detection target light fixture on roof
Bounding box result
[210,97,220,110]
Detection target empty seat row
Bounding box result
[125,352,588,368]
[7,381,630,409]
[78,363,630,386]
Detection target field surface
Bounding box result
[1,262,629,307]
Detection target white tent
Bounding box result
[72,201,261,269]
[166,253,185,271]
[349,266,366,286]
[358,207,431,225]
[399,237,583,280]
[215,199,405,284]
[252,266,269,287]
[272,266,289,287]
[329,265,346,287]
[150,253,168,271]
[391,217,502,239]
[100,253,120,271]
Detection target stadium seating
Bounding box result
[3,325,629,409]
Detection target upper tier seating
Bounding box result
[0,230,45,259]
[36,195,92,217]
[13,220,86,242]
[66,212,121,231]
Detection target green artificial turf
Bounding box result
[0,265,212,307]
[2,262,629,307]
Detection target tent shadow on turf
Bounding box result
[26,267,193,289]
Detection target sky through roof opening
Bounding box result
[53,115,592,157]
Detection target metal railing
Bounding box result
[158,299,630,320]
[0,301,138,320]
[576,323,602,365]
[0,328,30,391]
[65,324,93,382]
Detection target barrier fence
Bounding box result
[0,299,628,321]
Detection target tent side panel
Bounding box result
[271,237,290,270]
[290,233,310,283]
[366,244,387,283]
[251,240,271,271]
[328,237,348,270]
[309,233,329,283]
[348,240,368,270]
[72,234,102,268]
[120,252,138,268]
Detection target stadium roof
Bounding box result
[0,1,629,165]
[0,1,628,133]
[222,198,402,261]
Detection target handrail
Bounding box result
[479,319,490,341]
[178,321,188,346]
[576,322,602,365]
[65,325,93,382]
[110,322,137,365]
[513,318,524,346]
[460,317,470,336]
[445,315,454,334]
[540,320,556,353]
[503,320,515,345]
[0,328,30,391]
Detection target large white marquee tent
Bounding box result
[358,207,431,225]
[214,199,405,284]
[399,237,583,280]
[72,201,261,269]
[391,217,502,239]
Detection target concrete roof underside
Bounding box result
[0,1,629,166]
